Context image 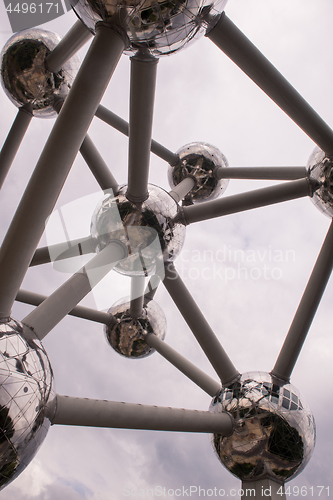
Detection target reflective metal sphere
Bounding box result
[209,372,315,483]
[168,142,229,205]
[0,319,54,490]
[0,29,78,117]
[90,184,186,277]
[105,298,166,358]
[307,146,333,217]
[70,0,228,56]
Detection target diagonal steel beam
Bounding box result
[46,20,93,73]
[206,13,333,155]
[271,219,333,382]
[145,333,221,396]
[0,23,127,319]
[95,105,179,165]
[16,289,114,325]
[22,241,126,340]
[163,263,240,386]
[0,105,33,189]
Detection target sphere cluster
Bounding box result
[70,0,228,56]
[90,184,186,277]
[307,146,333,218]
[168,142,229,205]
[209,372,315,483]
[0,29,78,117]
[105,298,166,358]
[0,319,54,490]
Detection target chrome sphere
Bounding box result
[209,372,315,483]
[70,0,228,56]
[307,146,333,217]
[168,142,229,205]
[0,319,54,490]
[0,29,78,117]
[90,184,186,277]
[105,298,166,358]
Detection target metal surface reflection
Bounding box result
[90,184,186,276]
[168,142,229,205]
[0,319,54,490]
[105,298,166,358]
[0,29,78,117]
[307,146,333,217]
[70,0,228,56]
[209,372,315,482]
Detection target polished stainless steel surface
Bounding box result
[0,29,78,117]
[168,142,229,205]
[91,184,186,276]
[209,372,315,483]
[0,319,54,490]
[307,146,333,217]
[70,0,228,56]
[105,297,166,358]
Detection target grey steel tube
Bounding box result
[80,134,119,192]
[206,14,333,155]
[163,263,240,386]
[50,395,234,434]
[130,276,146,318]
[215,166,308,181]
[271,219,333,382]
[30,236,95,266]
[0,105,33,189]
[145,333,221,396]
[0,23,127,320]
[16,289,114,325]
[169,177,196,202]
[95,105,178,165]
[126,51,158,202]
[46,20,93,73]
[182,178,314,225]
[22,241,126,339]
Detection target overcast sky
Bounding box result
[0,1,333,499]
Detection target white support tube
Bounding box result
[169,177,196,202]
[46,20,93,73]
[130,276,146,318]
[30,236,95,266]
[22,241,126,340]
[144,275,160,301]
[145,333,221,396]
[0,23,127,320]
[182,178,315,225]
[80,134,119,192]
[163,263,240,386]
[126,50,158,203]
[49,395,234,434]
[0,105,33,189]
[215,166,308,181]
[271,219,333,382]
[16,289,114,325]
[206,14,333,155]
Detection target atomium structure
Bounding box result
[0,1,332,497]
